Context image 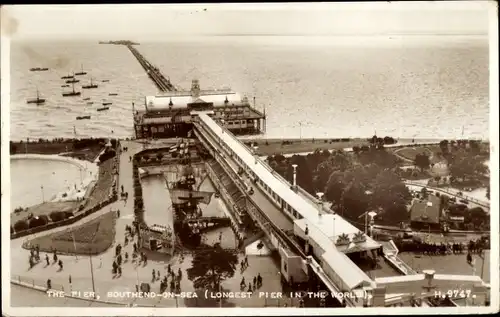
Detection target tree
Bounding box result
[325,171,347,206]
[370,170,411,211]
[415,153,431,171]
[439,140,449,154]
[469,140,481,153]
[187,243,238,291]
[10,142,17,154]
[449,153,488,182]
[14,220,29,232]
[466,207,488,227]
[383,136,396,145]
[340,181,369,220]
[28,215,49,228]
[49,211,67,222]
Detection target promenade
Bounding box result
[10,140,284,308]
[9,137,491,308]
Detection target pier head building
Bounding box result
[133,80,266,139]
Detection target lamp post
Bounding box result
[89,252,96,299]
[480,251,486,280]
[41,185,45,202]
[253,146,259,165]
[368,211,378,238]
[316,192,324,218]
[292,164,298,190]
[363,190,373,235]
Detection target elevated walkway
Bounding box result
[190,112,489,307]
[193,116,360,306]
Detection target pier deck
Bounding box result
[126,45,177,92]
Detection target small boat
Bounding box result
[66,78,80,84]
[75,64,87,76]
[61,73,74,79]
[26,90,46,105]
[97,106,109,111]
[30,67,49,72]
[108,93,118,96]
[83,97,91,101]
[82,77,98,89]
[61,84,70,88]
[76,115,91,120]
[102,101,112,106]
[62,82,81,97]
[87,101,94,105]
[102,80,110,82]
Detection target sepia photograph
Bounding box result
[1,2,498,316]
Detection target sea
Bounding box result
[9,35,490,141]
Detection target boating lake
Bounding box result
[10,158,85,211]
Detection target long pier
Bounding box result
[126,45,177,92]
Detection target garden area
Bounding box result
[394,146,440,163]
[23,210,117,255]
[83,157,117,211]
[10,137,119,162]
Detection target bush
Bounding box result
[448,204,469,216]
[28,215,49,229]
[99,149,116,163]
[49,211,67,222]
[14,220,29,232]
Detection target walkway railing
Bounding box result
[194,120,358,307]
[12,275,66,292]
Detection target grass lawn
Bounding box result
[11,142,104,163]
[395,146,442,164]
[248,138,370,156]
[24,210,117,255]
[11,201,79,224]
[83,158,116,211]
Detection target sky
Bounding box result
[1,2,495,40]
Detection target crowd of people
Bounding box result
[395,236,489,256]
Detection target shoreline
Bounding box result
[10,136,488,159]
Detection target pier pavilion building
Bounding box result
[133,80,266,139]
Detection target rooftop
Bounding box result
[144,79,250,111]
[197,112,378,290]
[410,194,441,224]
[294,214,381,253]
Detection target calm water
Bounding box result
[10,159,83,210]
[10,36,489,141]
[141,174,236,249]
